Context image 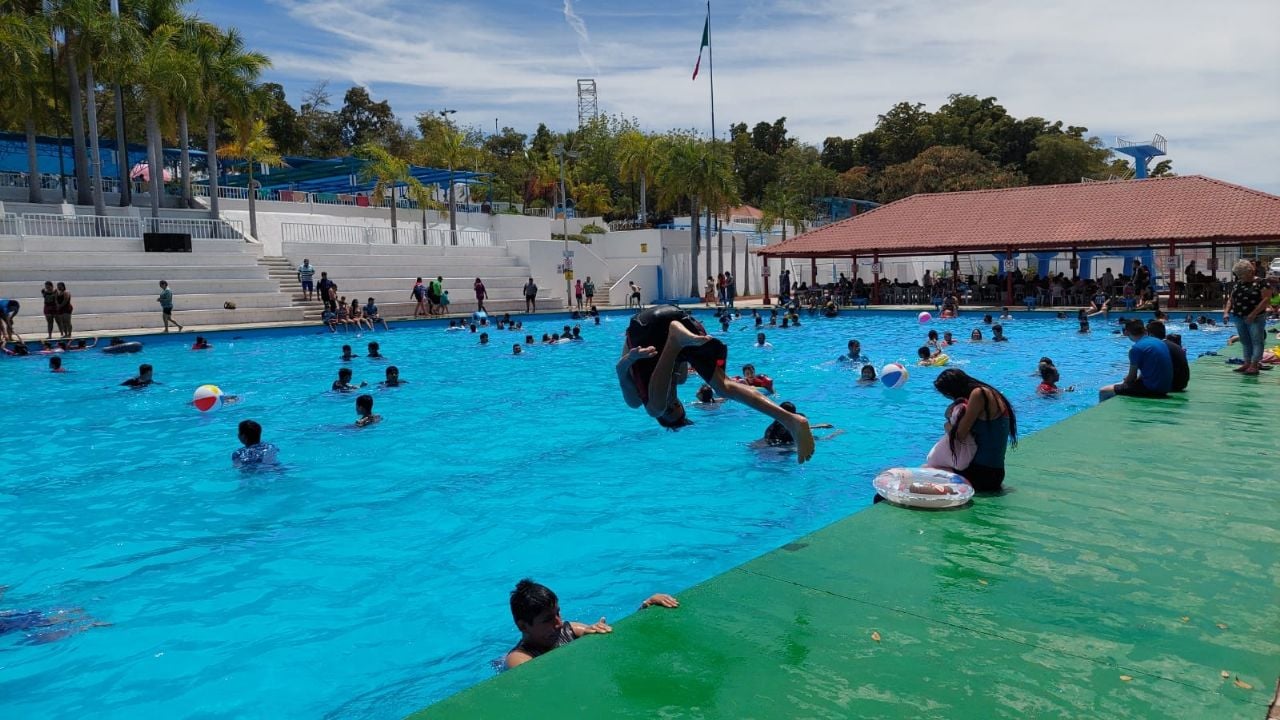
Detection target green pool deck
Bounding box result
[416,350,1280,720]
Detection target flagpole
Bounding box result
[707,0,716,143]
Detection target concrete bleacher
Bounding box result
[2,234,303,336]
[279,242,564,319]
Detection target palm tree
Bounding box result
[51,0,93,207]
[572,181,611,217]
[355,143,424,233]
[617,130,658,224]
[656,135,703,297]
[127,0,190,218]
[221,118,282,240]
[56,0,122,215]
[193,25,268,220]
[757,182,809,244]
[0,1,52,204]
[420,123,475,245]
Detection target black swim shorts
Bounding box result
[1113,381,1168,399]
[626,305,727,403]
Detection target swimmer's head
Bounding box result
[49,356,61,370]
[1189,322,1199,330]
[367,342,379,353]
[848,339,860,353]
[656,400,693,430]
[971,329,983,340]
[860,364,876,380]
[943,331,954,341]
[355,393,374,416]
[238,419,262,446]
[1039,364,1059,384]
[742,364,757,379]
[757,332,767,345]
[982,315,993,324]
[781,317,790,328]
[138,364,153,379]
[927,330,938,341]
[696,384,714,403]
[469,324,477,332]
[1079,320,1090,332]
[525,335,534,345]
[917,346,931,360]
[1039,357,1054,366]
[480,332,489,344]
[449,320,457,328]
[510,578,561,639]
[342,345,352,355]
[338,367,353,381]
[992,324,1004,336]
[512,344,522,355]
[385,366,399,381]
[1145,320,1166,339]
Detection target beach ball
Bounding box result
[192,384,223,412]
[918,311,932,324]
[880,363,909,389]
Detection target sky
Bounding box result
[190,0,1280,193]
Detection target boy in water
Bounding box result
[616,305,815,463]
[366,342,383,359]
[121,364,154,388]
[340,345,358,361]
[503,579,677,670]
[232,420,279,467]
[992,324,1009,342]
[332,367,366,392]
[49,356,64,373]
[355,394,381,427]
[379,366,405,388]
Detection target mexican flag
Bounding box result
[692,13,709,80]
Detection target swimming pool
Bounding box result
[0,309,1225,718]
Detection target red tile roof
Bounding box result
[759,176,1280,258]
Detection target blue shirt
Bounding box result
[232,442,279,467]
[1130,336,1172,393]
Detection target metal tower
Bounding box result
[1113,134,1167,179]
[576,79,598,128]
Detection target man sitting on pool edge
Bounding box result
[616,304,815,463]
[504,578,678,669]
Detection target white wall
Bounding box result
[491,213,551,242]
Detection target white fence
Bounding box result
[282,222,494,247]
[0,213,245,240]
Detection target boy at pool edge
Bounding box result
[503,579,677,670]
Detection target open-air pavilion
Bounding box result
[758,175,1280,308]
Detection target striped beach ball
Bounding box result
[880,363,909,389]
[192,384,223,412]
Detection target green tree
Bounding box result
[877,145,1026,202]
[418,120,480,244]
[297,81,344,157]
[130,6,191,219]
[194,24,267,219]
[572,181,612,217]
[221,117,282,240]
[259,82,303,155]
[0,1,52,203]
[1024,133,1114,185]
[338,85,395,148]
[355,142,423,230]
[656,135,703,295]
[617,130,659,222]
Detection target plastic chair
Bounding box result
[1023,296,1038,310]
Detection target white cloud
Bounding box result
[257,0,1280,191]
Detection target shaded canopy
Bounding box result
[759,176,1280,259]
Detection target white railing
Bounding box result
[19,213,144,238]
[523,207,550,217]
[609,264,641,306]
[144,217,244,240]
[282,223,367,244]
[2,213,244,240]
[280,222,494,247]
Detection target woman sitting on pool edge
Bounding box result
[931,368,1017,492]
[504,579,677,669]
[615,304,814,463]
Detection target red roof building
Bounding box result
[759,175,1280,259]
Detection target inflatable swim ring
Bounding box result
[873,467,973,509]
[102,341,143,354]
[733,374,775,393]
[921,353,949,367]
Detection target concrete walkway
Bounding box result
[414,347,1278,719]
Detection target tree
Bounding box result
[297,81,343,157]
[355,142,423,230]
[1149,159,1175,178]
[130,9,190,219]
[872,102,936,168]
[820,136,856,173]
[1024,133,1114,185]
[617,130,659,222]
[877,145,1026,202]
[572,181,611,217]
[194,25,267,219]
[221,118,282,240]
[656,136,703,296]
[338,85,394,148]
[0,1,52,203]
[259,82,303,155]
[418,120,478,244]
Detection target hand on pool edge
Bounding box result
[640,593,679,610]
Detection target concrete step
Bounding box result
[0,251,261,268]
[5,292,294,314]
[0,267,272,282]
[12,306,305,334]
[0,236,249,254]
[0,279,280,297]
[281,243,509,258]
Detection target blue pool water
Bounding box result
[0,309,1225,718]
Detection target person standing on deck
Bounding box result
[523,277,538,313]
[584,277,595,307]
[157,281,183,333]
[474,278,488,314]
[297,259,316,301]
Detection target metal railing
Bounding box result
[523,207,550,217]
[280,222,494,247]
[0,213,244,240]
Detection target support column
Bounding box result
[762,255,771,306]
[1004,248,1014,307]
[810,257,818,286]
[951,252,959,295]
[872,252,881,305]
[1167,241,1177,309]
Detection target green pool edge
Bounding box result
[413,347,1280,719]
